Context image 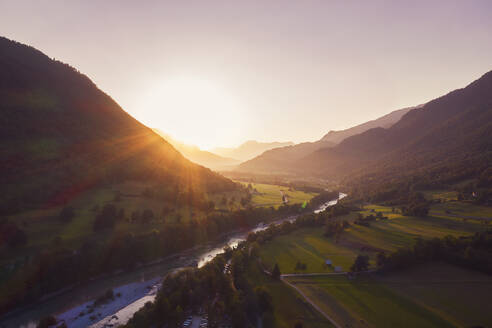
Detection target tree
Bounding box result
[272,263,281,280]
[255,286,273,313]
[59,206,75,222]
[93,204,117,231]
[350,255,369,272]
[0,221,28,248]
[376,252,387,268]
[142,209,154,224]
[131,210,140,222]
[37,315,57,328]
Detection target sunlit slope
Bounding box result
[0,37,236,215]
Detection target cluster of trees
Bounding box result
[457,170,492,205]
[353,212,387,227]
[127,238,277,327]
[324,221,350,242]
[0,194,324,315]
[93,204,124,231]
[127,258,234,327]
[399,192,430,217]
[376,231,492,274]
[350,255,370,272]
[295,261,307,271]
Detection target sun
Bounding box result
[137,76,246,149]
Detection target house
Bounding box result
[325,259,332,266]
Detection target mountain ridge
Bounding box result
[211,140,294,162]
[237,105,419,174]
[0,37,236,214]
[152,129,240,170]
[321,105,419,144]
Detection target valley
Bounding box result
[1,6,492,327]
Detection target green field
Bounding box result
[430,201,492,220]
[285,263,492,328]
[245,260,333,328]
[259,205,485,274]
[1,181,248,266]
[239,182,317,208]
[259,227,364,274]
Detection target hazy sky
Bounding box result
[2,1,492,149]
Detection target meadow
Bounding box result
[285,263,492,328]
[259,204,486,274]
[245,260,333,328]
[239,182,317,208]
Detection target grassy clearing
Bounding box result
[245,260,333,328]
[422,190,458,201]
[430,200,492,220]
[259,227,365,274]
[239,182,317,208]
[285,263,492,328]
[259,205,485,274]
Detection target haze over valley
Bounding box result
[1,1,491,328]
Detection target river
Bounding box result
[2,193,346,328]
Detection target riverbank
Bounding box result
[57,278,160,328]
[5,193,346,328]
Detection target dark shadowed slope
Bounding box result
[238,71,491,188]
[237,140,335,174]
[212,140,294,162]
[237,106,418,174]
[0,37,236,215]
[301,70,492,184]
[152,129,240,170]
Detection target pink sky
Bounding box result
[1,0,491,148]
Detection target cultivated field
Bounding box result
[285,263,492,328]
[259,204,485,274]
[245,261,334,328]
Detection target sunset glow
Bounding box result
[137,76,247,149]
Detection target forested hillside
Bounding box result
[0,37,236,216]
[237,106,418,174]
[239,71,492,204]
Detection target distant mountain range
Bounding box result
[0,37,236,214]
[211,140,294,162]
[238,70,492,194]
[238,105,418,174]
[320,105,420,144]
[153,129,240,170]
